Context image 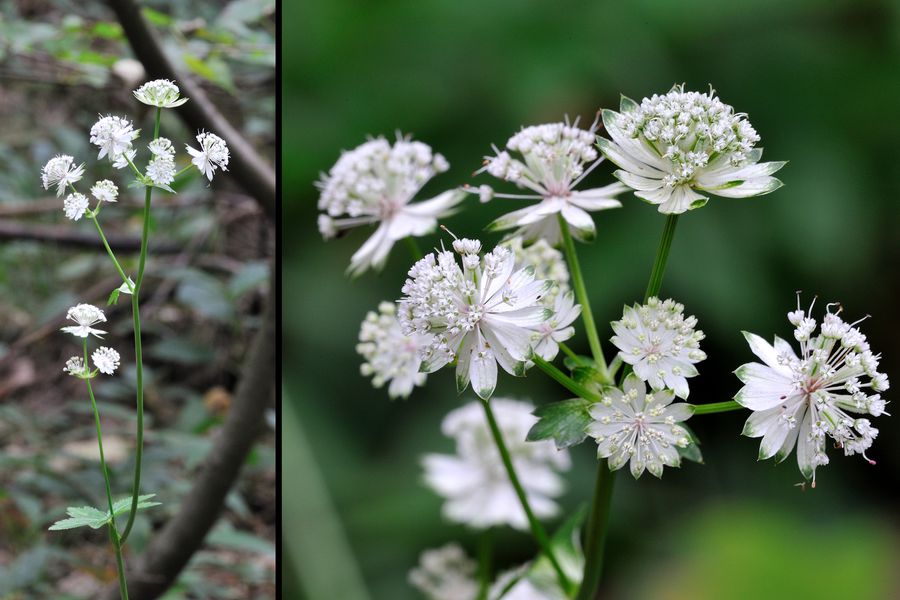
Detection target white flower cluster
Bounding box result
[736,299,890,485]
[398,239,555,399]
[91,180,118,203]
[611,297,706,398]
[186,131,229,182]
[133,79,188,108]
[479,120,625,244]
[317,135,464,275]
[92,346,121,375]
[600,85,785,214]
[147,137,177,187]
[357,302,429,399]
[423,399,570,530]
[41,155,84,197]
[408,544,480,600]
[61,303,107,338]
[64,193,89,221]
[587,374,694,478]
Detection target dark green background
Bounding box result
[284,1,900,598]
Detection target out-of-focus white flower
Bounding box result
[91,346,120,375]
[133,79,188,108]
[399,240,555,399]
[317,135,464,275]
[477,119,626,244]
[146,137,177,187]
[587,373,695,478]
[91,180,118,203]
[64,193,90,221]
[611,297,706,398]
[90,115,140,163]
[423,399,570,530]
[112,149,137,170]
[63,356,87,378]
[490,565,568,600]
[42,155,85,197]
[61,304,107,338]
[530,291,580,362]
[735,298,890,486]
[186,131,229,181]
[408,544,479,600]
[357,302,431,399]
[598,85,786,214]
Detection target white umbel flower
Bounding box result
[317,135,464,276]
[587,373,695,478]
[63,356,87,377]
[408,544,479,600]
[133,79,188,108]
[61,304,107,338]
[398,240,555,399]
[91,346,121,375]
[423,399,570,530]
[599,85,786,214]
[611,297,706,399]
[91,180,119,203]
[64,193,90,221]
[735,298,890,486]
[146,137,177,187]
[477,119,626,244]
[357,302,430,399]
[41,155,85,197]
[186,131,229,181]
[90,115,140,163]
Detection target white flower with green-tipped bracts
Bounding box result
[41,155,85,197]
[422,399,571,529]
[735,298,890,486]
[317,134,464,276]
[598,85,786,214]
[587,373,695,479]
[63,193,90,221]
[531,291,580,362]
[398,239,556,399]
[408,544,479,600]
[610,297,706,398]
[476,119,626,245]
[90,115,140,164]
[61,303,107,339]
[357,302,431,399]
[133,79,188,108]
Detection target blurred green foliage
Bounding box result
[286,0,900,598]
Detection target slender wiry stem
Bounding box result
[480,399,573,596]
[644,215,679,302]
[84,340,129,599]
[90,217,132,289]
[691,400,743,415]
[558,215,609,382]
[119,106,161,544]
[557,342,585,367]
[476,529,492,600]
[530,354,601,402]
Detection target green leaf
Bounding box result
[107,288,120,306]
[48,505,108,530]
[91,22,124,40]
[111,494,162,517]
[562,354,593,371]
[141,7,173,26]
[526,398,592,450]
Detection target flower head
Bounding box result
[478,119,626,244]
[91,180,118,203]
[92,346,121,375]
[61,303,107,338]
[64,193,90,221]
[398,240,556,399]
[185,131,229,181]
[41,155,85,197]
[63,356,88,378]
[357,302,431,399]
[408,544,479,600]
[146,137,176,187]
[735,297,890,486]
[530,291,581,362]
[587,373,695,478]
[611,297,706,398]
[316,135,464,275]
[599,85,786,214]
[423,399,570,529]
[133,79,188,108]
[90,115,140,162]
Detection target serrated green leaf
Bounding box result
[111,494,162,517]
[49,505,108,530]
[527,398,591,450]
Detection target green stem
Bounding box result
[90,216,132,289]
[558,215,608,381]
[404,236,423,261]
[530,354,601,402]
[574,461,614,600]
[691,400,744,415]
[84,341,129,599]
[480,399,573,596]
[119,107,160,544]
[644,214,679,302]
[476,529,492,600]
[557,342,584,366]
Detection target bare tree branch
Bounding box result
[0,220,179,253]
[107,0,276,220]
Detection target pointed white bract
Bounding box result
[611,297,706,398]
[316,135,464,275]
[598,85,785,214]
[186,131,229,181]
[398,240,556,399]
[90,115,140,164]
[422,399,570,530]
[478,120,625,244]
[357,302,430,399]
[408,544,479,600]
[735,298,890,486]
[91,180,119,203]
[92,346,121,375]
[41,155,85,197]
[61,304,107,338]
[587,373,695,479]
[133,79,188,108]
[64,193,90,221]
